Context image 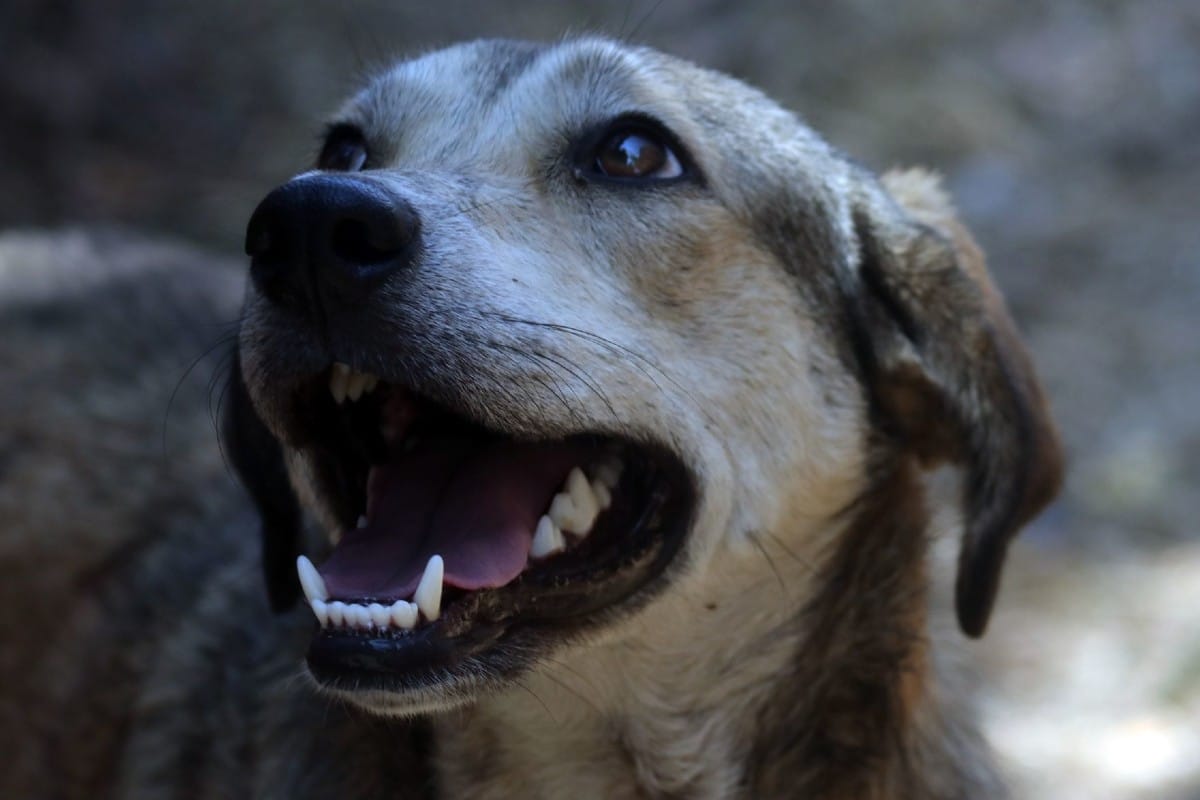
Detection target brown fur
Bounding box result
[747,460,1002,799]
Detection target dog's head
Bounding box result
[226,38,1061,714]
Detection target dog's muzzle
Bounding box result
[239,174,698,701]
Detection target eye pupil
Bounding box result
[597,132,667,178]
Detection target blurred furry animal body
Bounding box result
[0,37,1061,799]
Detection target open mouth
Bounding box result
[289,363,694,697]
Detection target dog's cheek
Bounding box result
[649,240,870,567]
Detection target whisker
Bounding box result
[525,348,618,422]
[750,534,788,595]
[514,678,557,723]
[162,324,241,458]
[489,314,726,434]
[761,530,818,576]
[456,332,588,427]
[495,315,677,392]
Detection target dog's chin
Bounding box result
[279,368,696,709]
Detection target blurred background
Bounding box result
[2,1,1197,796]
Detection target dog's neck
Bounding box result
[431,565,798,799]
[431,460,993,799]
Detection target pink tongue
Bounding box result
[317,437,586,601]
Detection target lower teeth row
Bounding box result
[296,458,622,632]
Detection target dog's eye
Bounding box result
[318,124,368,172]
[573,114,695,185]
[593,129,683,180]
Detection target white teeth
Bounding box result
[530,514,566,559]
[330,362,351,404]
[346,371,378,402]
[549,467,600,535]
[368,603,391,628]
[296,555,328,603]
[547,493,575,531]
[592,480,611,511]
[390,600,418,629]
[356,515,368,529]
[351,604,372,630]
[414,555,444,621]
[345,373,367,402]
[319,599,421,631]
[567,467,599,525]
[330,362,379,403]
[594,458,623,490]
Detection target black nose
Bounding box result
[244,174,420,315]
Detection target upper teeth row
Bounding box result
[296,458,623,632]
[329,362,379,404]
[529,459,621,559]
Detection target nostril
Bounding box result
[330,218,397,265]
[245,208,299,299]
[245,175,421,314]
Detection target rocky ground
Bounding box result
[3,1,1198,796]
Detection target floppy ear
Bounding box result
[847,168,1064,637]
[223,348,304,612]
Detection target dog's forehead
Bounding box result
[360,39,552,125]
[336,37,858,294]
[341,38,761,170]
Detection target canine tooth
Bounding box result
[530,515,566,558]
[328,601,347,627]
[311,599,329,626]
[592,480,612,511]
[296,555,328,603]
[414,555,444,621]
[368,603,391,628]
[330,362,351,404]
[390,600,418,629]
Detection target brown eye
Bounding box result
[318,124,368,172]
[594,129,683,180]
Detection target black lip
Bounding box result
[307,615,506,691]
[305,448,694,694]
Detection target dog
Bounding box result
[0,37,1062,799]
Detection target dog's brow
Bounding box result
[470,39,546,103]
